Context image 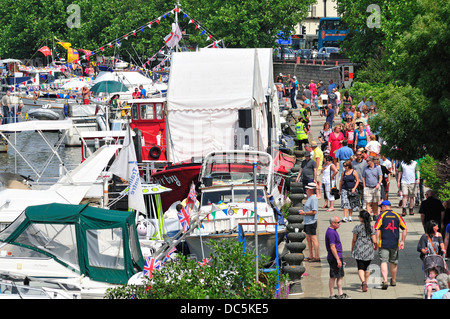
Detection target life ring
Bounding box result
[149,146,161,159]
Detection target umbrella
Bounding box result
[90,80,128,94]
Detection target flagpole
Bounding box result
[253,161,259,283]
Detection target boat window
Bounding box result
[201,189,265,206]
[12,223,80,269]
[131,104,139,120]
[86,228,125,270]
[140,104,155,120]
[155,103,163,119]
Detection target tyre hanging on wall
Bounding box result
[149,146,162,159]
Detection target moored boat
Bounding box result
[183,150,286,261]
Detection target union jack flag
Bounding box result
[197,258,211,266]
[163,246,177,263]
[187,183,197,205]
[143,257,162,278]
[177,206,190,231]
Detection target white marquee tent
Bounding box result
[166,48,270,163]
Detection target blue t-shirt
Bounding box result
[328,83,336,93]
[303,195,318,225]
[326,108,335,125]
[325,227,343,260]
[335,146,354,161]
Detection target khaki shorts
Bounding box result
[364,186,380,204]
[316,169,323,182]
[401,183,416,197]
[379,248,399,264]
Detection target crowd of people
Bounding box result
[278,73,450,299]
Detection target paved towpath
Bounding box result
[285,106,441,299]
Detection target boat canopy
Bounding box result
[0,203,144,284]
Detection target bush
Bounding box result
[106,239,285,299]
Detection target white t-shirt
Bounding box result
[365,140,381,154]
[400,161,418,184]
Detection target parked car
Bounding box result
[316,47,340,59]
[296,49,312,60]
[273,47,296,61]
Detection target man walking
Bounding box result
[374,200,407,290]
[419,189,445,233]
[325,103,335,129]
[296,149,316,193]
[362,156,383,221]
[295,120,309,150]
[299,182,320,262]
[335,140,354,182]
[397,160,420,216]
[325,215,350,299]
[352,150,367,208]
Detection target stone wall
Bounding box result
[273,62,341,88]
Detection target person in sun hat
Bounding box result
[299,182,320,263]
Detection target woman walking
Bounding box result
[322,156,338,212]
[339,160,360,222]
[328,124,344,165]
[354,123,369,152]
[351,210,377,292]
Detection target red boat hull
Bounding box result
[151,163,201,212]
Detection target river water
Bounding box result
[0,130,81,185]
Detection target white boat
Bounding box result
[0,120,121,230]
[0,203,145,299]
[184,150,286,261]
[0,272,81,299]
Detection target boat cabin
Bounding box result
[128,98,167,163]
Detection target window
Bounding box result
[155,103,163,120]
[131,104,139,120]
[86,228,124,270]
[140,104,154,120]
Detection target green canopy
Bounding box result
[0,203,144,285]
[90,80,128,94]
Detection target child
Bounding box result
[318,96,324,117]
[345,123,355,150]
[425,267,440,299]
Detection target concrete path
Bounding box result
[286,106,442,299]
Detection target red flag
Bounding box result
[38,46,51,57]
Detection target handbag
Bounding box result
[329,167,340,199]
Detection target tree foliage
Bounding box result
[0,0,315,60]
[338,0,450,161]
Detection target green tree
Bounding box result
[181,0,315,48]
[0,0,315,60]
